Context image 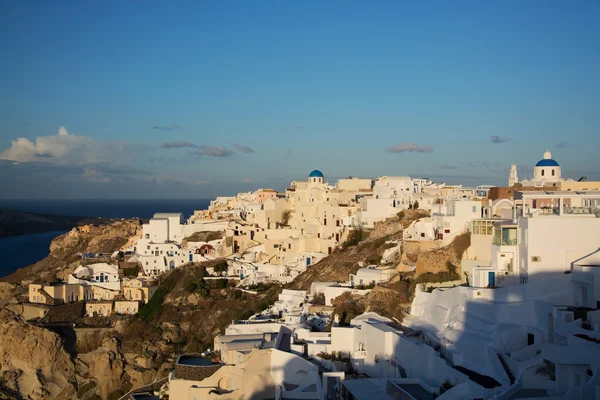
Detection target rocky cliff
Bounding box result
[1,220,141,284]
[0,309,77,399]
[414,232,470,276]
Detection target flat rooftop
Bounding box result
[343,378,391,399]
[395,383,435,400]
[365,321,401,333]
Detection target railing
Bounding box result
[564,206,600,215]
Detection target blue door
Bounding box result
[99,274,104,283]
[488,272,496,287]
[189,254,193,262]
[306,257,311,266]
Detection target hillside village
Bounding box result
[2,149,600,400]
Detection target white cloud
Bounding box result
[385,142,433,153]
[243,177,255,183]
[0,126,149,166]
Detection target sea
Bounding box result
[0,198,212,278]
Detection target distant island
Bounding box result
[0,207,119,238]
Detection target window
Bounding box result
[472,206,477,213]
[552,169,555,176]
[542,169,545,176]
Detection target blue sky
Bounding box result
[1,0,599,198]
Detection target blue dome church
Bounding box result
[511,149,564,187]
[532,149,561,182]
[309,169,324,184]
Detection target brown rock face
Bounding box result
[77,337,126,399]
[0,309,77,399]
[415,232,470,277]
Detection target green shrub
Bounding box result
[209,279,227,290]
[397,211,406,219]
[139,287,170,321]
[185,282,198,293]
[333,301,364,326]
[313,292,325,305]
[122,266,139,277]
[445,261,458,275]
[213,260,228,273]
[343,228,366,248]
[197,279,209,297]
[248,282,275,292]
[365,255,382,266]
[415,270,460,285]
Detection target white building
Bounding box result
[404,198,482,242]
[472,191,600,288]
[68,263,121,290]
[350,266,396,287]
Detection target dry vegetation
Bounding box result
[181,230,224,247]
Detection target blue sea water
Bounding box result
[0,198,212,278]
[0,230,67,278]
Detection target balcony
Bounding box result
[492,226,517,246]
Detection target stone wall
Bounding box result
[488,186,548,201]
[173,364,222,381]
[414,233,470,277]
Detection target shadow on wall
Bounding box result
[403,264,600,399]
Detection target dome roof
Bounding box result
[309,169,324,178]
[535,159,559,167]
